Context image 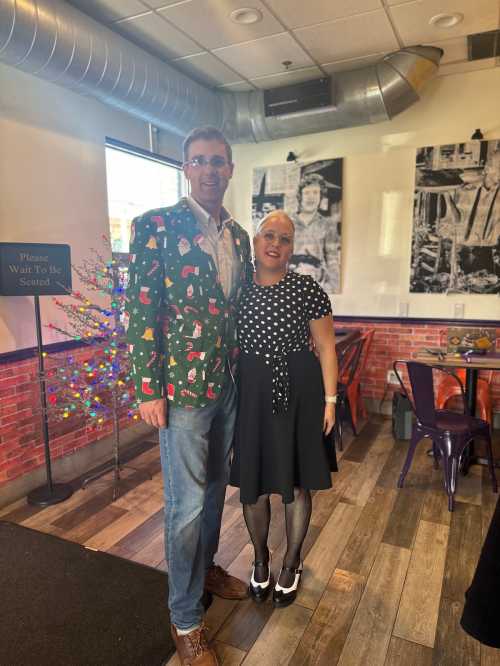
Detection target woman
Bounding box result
[230,210,338,608]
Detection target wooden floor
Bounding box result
[2,416,500,666]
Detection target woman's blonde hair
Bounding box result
[255,210,295,236]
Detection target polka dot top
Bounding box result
[237,271,332,413]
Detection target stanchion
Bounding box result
[27,296,73,506]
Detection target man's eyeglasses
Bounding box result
[184,155,230,169]
[258,230,293,246]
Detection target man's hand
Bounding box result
[139,399,167,429]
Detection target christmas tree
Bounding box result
[46,238,141,497]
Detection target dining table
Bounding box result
[415,349,500,470]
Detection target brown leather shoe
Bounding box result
[170,624,218,666]
[204,564,248,600]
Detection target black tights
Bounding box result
[243,488,312,587]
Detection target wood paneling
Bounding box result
[433,599,481,666]
[4,419,496,666]
[242,603,312,666]
[297,502,362,610]
[382,486,425,549]
[337,543,411,666]
[442,502,483,603]
[385,636,433,666]
[290,569,364,666]
[393,520,449,647]
[337,485,396,577]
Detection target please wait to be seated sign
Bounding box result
[0,243,72,296]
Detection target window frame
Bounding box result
[105,137,186,263]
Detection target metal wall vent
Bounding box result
[467,30,500,61]
[263,77,332,118]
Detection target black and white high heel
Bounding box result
[272,563,303,608]
[249,555,272,603]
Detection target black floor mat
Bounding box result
[0,521,175,665]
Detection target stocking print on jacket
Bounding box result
[126,199,253,409]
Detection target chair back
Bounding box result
[354,329,375,382]
[394,360,437,427]
[338,337,364,389]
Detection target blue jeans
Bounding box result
[159,377,236,630]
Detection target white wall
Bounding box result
[0,64,183,354]
[226,68,500,321]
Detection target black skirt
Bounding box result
[230,349,337,504]
[461,496,500,648]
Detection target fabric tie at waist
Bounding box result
[269,353,290,414]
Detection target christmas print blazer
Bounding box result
[126,198,253,408]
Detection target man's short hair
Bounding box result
[183,126,232,163]
[297,173,328,206]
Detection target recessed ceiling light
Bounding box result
[429,13,464,29]
[229,7,263,25]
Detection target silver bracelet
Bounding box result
[325,395,338,404]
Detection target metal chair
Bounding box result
[436,369,493,424]
[341,329,375,431]
[393,360,497,512]
[334,337,364,451]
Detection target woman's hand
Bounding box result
[323,403,336,435]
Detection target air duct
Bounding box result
[0,0,442,143]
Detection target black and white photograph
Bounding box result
[410,139,500,294]
[252,158,342,293]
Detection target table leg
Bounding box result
[464,368,500,470]
[460,368,478,475]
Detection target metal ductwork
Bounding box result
[0,0,443,143]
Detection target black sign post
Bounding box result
[0,243,74,506]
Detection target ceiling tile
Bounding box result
[218,81,256,92]
[172,53,244,86]
[158,0,284,50]
[426,36,468,64]
[294,10,399,63]
[213,32,315,79]
[264,0,382,29]
[250,66,324,89]
[389,0,500,45]
[322,52,384,74]
[68,0,148,22]
[113,12,202,59]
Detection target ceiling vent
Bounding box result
[467,29,500,61]
[263,77,332,118]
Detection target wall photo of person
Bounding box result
[410,139,500,294]
[252,159,342,293]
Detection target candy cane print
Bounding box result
[181,265,200,278]
[187,351,206,362]
[147,260,160,276]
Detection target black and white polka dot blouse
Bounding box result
[237,271,332,413]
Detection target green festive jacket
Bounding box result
[126,198,253,408]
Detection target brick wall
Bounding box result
[0,345,137,487]
[1,320,499,487]
[335,321,500,415]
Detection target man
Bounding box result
[126,127,253,666]
[290,173,340,293]
[438,150,500,292]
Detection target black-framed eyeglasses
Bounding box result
[184,155,230,169]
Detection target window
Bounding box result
[105,139,187,254]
